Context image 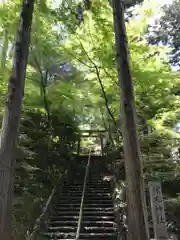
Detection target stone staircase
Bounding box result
[39,157,118,240]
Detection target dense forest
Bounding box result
[0,0,180,239]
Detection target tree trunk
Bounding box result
[0,1,34,239]
[112,1,149,240]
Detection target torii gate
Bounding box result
[76,129,107,156]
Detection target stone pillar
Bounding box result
[148,181,168,240]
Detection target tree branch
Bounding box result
[100,108,116,147]
[77,39,117,126]
[86,29,119,87]
[103,67,119,86]
[95,65,117,126]
[32,53,51,125]
[60,45,94,69]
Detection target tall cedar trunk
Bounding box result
[112,1,149,240]
[0,1,34,239]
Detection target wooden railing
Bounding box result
[75,150,91,240]
[26,169,68,240]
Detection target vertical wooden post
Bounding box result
[77,138,81,156]
[100,134,104,156]
[148,181,168,240]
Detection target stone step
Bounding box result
[69,186,83,190]
[54,207,80,211]
[86,181,110,184]
[79,233,117,239]
[82,211,114,217]
[82,226,116,233]
[63,189,83,193]
[60,196,82,199]
[47,226,77,232]
[82,216,115,221]
[85,193,112,197]
[82,207,114,211]
[84,199,112,204]
[81,220,116,227]
[50,215,79,221]
[62,192,111,197]
[62,192,83,195]
[53,211,80,215]
[85,189,110,193]
[84,203,113,208]
[48,220,78,227]
[84,196,112,201]
[55,203,81,208]
[86,184,110,187]
[40,232,76,239]
[58,199,81,203]
[86,188,110,191]
[40,238,75,240]
[66,185,83,189]
[52,210,114,216]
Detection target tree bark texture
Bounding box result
[112,1,149,240]
[0,1,34,239]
